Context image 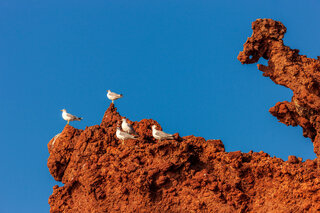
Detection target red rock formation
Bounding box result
[48,102,320,212]
[238,18,320,158]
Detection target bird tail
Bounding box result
[77,117,83,121]
[120,94,123,97]
[131,134,138,139]
[167,135,174,140]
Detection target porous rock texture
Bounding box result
[48,105,320,212]
[238,18,320,158]
[48,19,320,212]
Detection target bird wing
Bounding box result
[119,131,136,139]
[155,130,172,138]
[122,122,134,133]
[66,113,76,119]
[109,91,122,97]
[127,124,135,133]
[67,113,81,120]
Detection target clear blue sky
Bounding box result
[1,1,319,212]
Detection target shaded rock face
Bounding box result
[238,18,320,158]
[48,103,320,212]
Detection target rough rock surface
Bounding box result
[48,19,320,212]
[238,18,320,158]
[48,103,320,212]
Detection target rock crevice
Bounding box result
[238,18,320,157]
[48,103,320,212]
[48,19,320,212]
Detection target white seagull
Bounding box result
[116,127,137,144]
[152,125,174,141]
[61,109,83,125]
[121,118,136,135]
[107,90,123,103]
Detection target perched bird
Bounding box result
[121,118,136,135]
[152,125,174,141]
[116,127,137,144]
[107,90,123,103]
[61,109,83,125]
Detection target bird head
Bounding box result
[107,90,111,93]
[61,109,66,112]
[152,125,157,129]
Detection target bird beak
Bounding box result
[60,110,63,111]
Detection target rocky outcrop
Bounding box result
[238,18,320,158]
[48,103,320,212]
[48,19,320,212]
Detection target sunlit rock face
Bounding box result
[48,19,320,212]
[238,18,320,158]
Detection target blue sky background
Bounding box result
[1,0,320,212]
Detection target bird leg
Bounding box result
[67,120,69,125]
[112,100,114,104]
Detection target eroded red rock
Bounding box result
[48,102,320,212]
[48,20,320,212]
[238,18,320,158]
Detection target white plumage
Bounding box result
[116,127,137,144]
[121,118,136,134]
[107,90,123,103]
[61,109,83,124]
[152,125,174,141]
